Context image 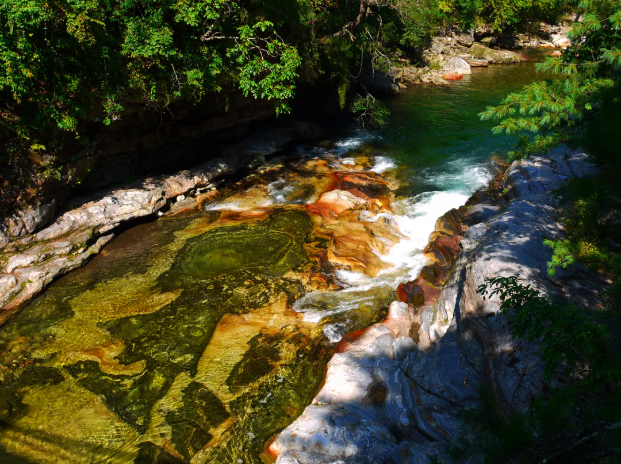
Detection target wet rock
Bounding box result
[167,197,198,215]
[424,235,462,266]
[331,172,390,201]
[396,279,443,307]
[135,442,185,464]
[310,190,369,216]
[442,73,463,81]
[272,148,601,463]
[419,262,452,286]
[167,382,229,460]
[276,450,353,464]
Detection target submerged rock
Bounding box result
[0,149,406,464]
[0,123,321,323]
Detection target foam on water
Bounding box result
[381,191,470,280]
[420,158,493,192]
[202,132,494,343]
[267,180,297,204]
[295,294,376,324]
[370,156,397,174]
[299,146,495,342]
[334,135,366,154]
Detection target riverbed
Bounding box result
[0,54,547,464]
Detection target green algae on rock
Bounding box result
[171,209,313,281]
[0,206,335,464]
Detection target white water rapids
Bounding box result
[292,133,494,342]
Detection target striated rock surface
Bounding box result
[0,145,409,464]
[0,124,320,323]
[271,149,601,463]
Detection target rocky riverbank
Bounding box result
[362,20,573,91]
[0,142,427,464]
[270,149,603,463]
[0,17,573,322]
[0,122,321,323]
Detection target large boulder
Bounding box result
[442,56,472,75]
[359,67,401,94]
[455,31,475,47]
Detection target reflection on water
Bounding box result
[0,56,546,463]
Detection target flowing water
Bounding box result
[0,53,549,464]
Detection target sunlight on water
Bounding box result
[0,57,547,464]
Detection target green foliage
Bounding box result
[454,384,533,463]
[0,0,572,211]
[544,238,576,275]
[0,0,327,210]
[442,0,564,31]
[0,1,307,137]
[480,0,621,156]
[477,275,614,381]
[544,177,621,283]
[390,0,447,49]
[465,275,621,463]
[229,21,302,115]
[350,94,391,130]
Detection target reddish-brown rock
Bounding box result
[424,234,462,266]
[396,278,443,307]
[443,73,463,81]
[330,172,390,200]
[419,262,453,286]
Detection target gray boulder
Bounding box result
[442,57,472,75]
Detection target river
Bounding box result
[0,53,547,464]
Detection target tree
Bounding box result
[480,0,621,158]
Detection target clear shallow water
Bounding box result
[0,55,547,464]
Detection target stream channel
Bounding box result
[0,51,547,464]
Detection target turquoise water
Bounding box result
[383,53,548,195]
[0,53,549,464]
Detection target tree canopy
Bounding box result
[0,0,566,203]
